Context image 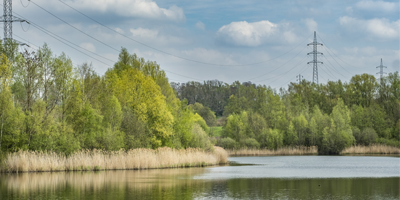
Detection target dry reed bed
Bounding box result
[5,168,206,193]
[227,146,318,156]
[341,144,400,154]
[1,147,228,173]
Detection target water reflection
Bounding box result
[1,168,210,200]
[1,156,399,199]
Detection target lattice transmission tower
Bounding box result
[0,0,29,58]
[307,31,323,84]
[376,58,387,81]
[296,74,303,84]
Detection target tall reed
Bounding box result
[227,146,318,156]
[341,144,400,155]
[1,147,228,173]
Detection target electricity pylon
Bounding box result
[307,31,323,84]
[296,74,303,84]
[0,0,29,58]
[376,58,387,81]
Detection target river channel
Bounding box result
[1,155,399,199]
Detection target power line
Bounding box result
[320,55,349,79]
[319,45,353,75]
[21,20,115,64]
[52,0,311,67]
[0,0,29,57]
[255,54,309,84]
[29,0,120,52]
[318,56,346,79]
[278,63,310,88]
[317,35,362,69]
[247,45,309,81]
[8,8,204,82]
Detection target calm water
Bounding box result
[1,156,399,199]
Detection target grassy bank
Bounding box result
[1,147,228,173]
[341,144,400,155]
[227,146,318,156]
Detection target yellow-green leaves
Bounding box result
[0,54,12,87]
[106,68,174,147]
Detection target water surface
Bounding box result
[1,156,399,199]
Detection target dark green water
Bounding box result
[1,156,399,199]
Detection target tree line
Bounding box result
[0,43,214,155]
[173,71,399,154]
[0,40,398,155]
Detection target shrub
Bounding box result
[217,137,237,149]
[361,128,378,146]
[189,124,213,151]
[242,138,260,149]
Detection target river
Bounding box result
[1,155,399,199]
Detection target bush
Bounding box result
[376,138,400,147]
[259,129,283,150]
[352,127,362,144]
[361,128,378,146]
[354,127,378,146]
[189,124,213,151]
[217,137,237,149]
[242,138,260,149]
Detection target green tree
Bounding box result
[317,99,355,154]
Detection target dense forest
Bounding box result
[0,41,398,155]
[172,71,400,154]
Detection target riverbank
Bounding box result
[341,144,400,155]
[1,147,228,173]
[226,144,400,156]
[227,146,318,156]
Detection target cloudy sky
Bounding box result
[11,0,400,88]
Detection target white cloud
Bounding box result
[302,18,318,33]
[66,0,185,22]
[129,27,187,46]
[195,21,205,30]
[216,20,298,47]
[355,0,399,13]
[130,28,159,38]
[115,28,125,34]
[339,16,400,40]
[79,42,96,52]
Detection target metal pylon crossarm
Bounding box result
[307,31,323,84]
[0,0,29,58]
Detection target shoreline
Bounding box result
[227,144,400,157]
[340,144,400,155]
[227,146,318,156]
[1,147,228,173]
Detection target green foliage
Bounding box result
[259,128,283,150]
[209,126,223,137]
[317,99,355,154]
[189,124,213,151]
[189,102,217,126]
[0,42,397,156]
[192,113,209,133]
[0,45,216,155]
[217,137,237,149]
[284,122,298,146]
[241,138,260,149]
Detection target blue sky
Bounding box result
[11,0,400,88]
